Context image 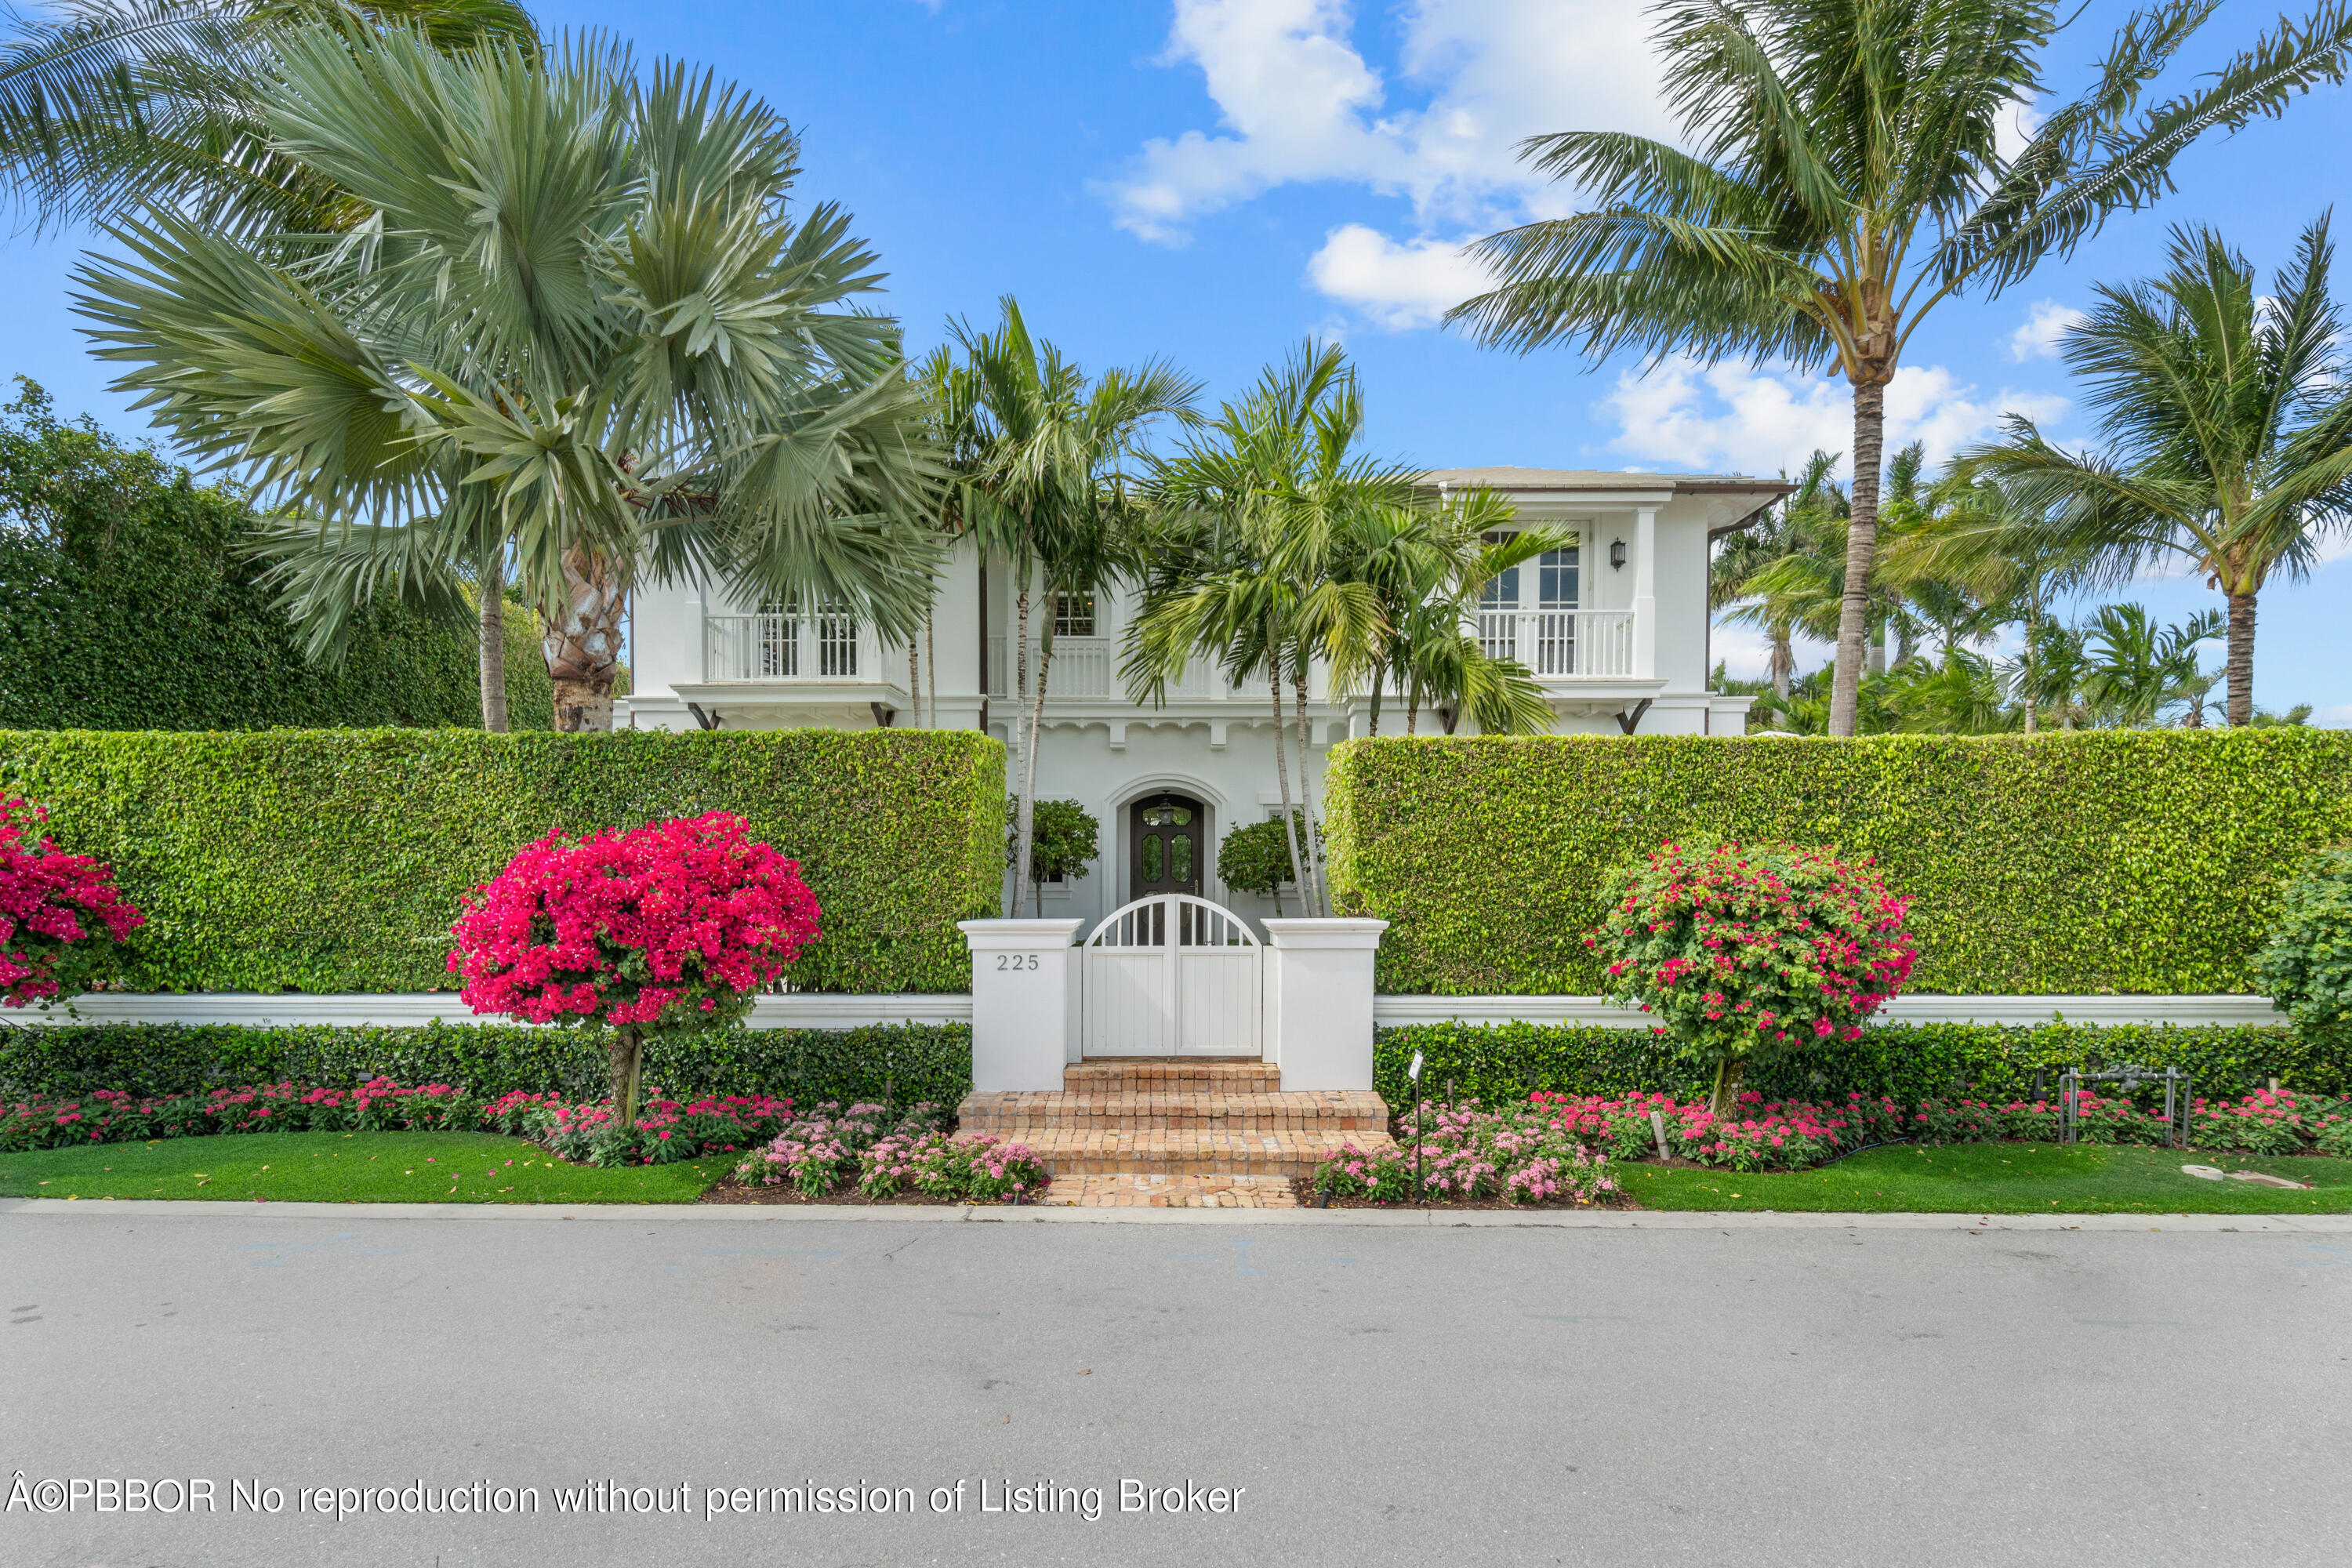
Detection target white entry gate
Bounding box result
[1079,894,1263,1056]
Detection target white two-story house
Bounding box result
[621,466,1788,927]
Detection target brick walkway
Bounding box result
[960,1058,1394,1207]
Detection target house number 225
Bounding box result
[996,953,1041,971]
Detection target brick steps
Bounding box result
[956,1058,1395,1199]
[1040,1174,1300,1209]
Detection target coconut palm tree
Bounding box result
[1958,217,2352,726]
[1448,0,2352,736]
[937,296,1196,906]
[2080,601,2222,728]
[74,27,941,731]
[1715,448,1844,700]
[0,0,537,239]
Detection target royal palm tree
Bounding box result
[1449,0,2352,735]
[937,296,1196,905]
[1960,218,2352,725]
[75,28,940,731]
[0,0,537,238]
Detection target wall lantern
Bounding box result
[1609,538,1628,570]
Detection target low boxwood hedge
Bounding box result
[1325,730,2352,996]
[0,728,1004,994]
[0,1020,973,1109]
[1375,1019,2334,1111]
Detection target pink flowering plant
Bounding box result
[448,812,821,1131]
[1313,1101,1619,1205]
[1588,841,1916,1116]
[0,798,144,1007]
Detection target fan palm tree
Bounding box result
[0,0,536,239]
[74,27,942,731]
[1448,0,2352,736]
[936,296,1196,906]
[1958,217,2352,725]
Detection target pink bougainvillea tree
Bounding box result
[448,811,821,1129]
[0,798,144,1007]
[1587,841,1915,1116]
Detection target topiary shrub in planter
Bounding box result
[448,811,820,1132]
[1588,841,1916,1116]
[2256,847,2352,1054]
[0,798,144,1007]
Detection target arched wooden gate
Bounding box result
[1078,894,1262,1056]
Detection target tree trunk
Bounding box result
[609,1024,644,1131]
[1019,632,1054,909]
[1007,572,1033,915]
[543,546,626,733]
[924,602,937,731]
[1406,677,1421,735]
[1708,1055,1746,1120]
[1269,660,1308,902]
[477,540,509,734]
[1293,662,1328,916]
[908,625,920,730]
[1367,666,1384,736]
[2226,590,2256,726]
[1829,379,1887,737]
[1769,626,1792,702]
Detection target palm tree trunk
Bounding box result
[1769,626,1792,702]
[1292,659,1328,916]
[907,625,920,729]
[1829,379,1886,737]
[1406,675,1421,735]
[1367,664,1384,736]
[543,546,626,733]
[2226,590,2257,726]
[1268,660,1308,902]
[1020,631,1054,904]
[477,540,509,734]
[924,601,937,731]
[1008,567,1034,915]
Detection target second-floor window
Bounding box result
[1479,532,1581,609]
[1055,593,1097,638]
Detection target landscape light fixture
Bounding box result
[1407,1051,1425,1204]
[1610,538,1628,570]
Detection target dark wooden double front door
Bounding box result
[1129,794,1203,898]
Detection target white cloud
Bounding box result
[2008,299,2085,361]
[1599,358,2068,477]
[1304,224,1493,329]
[1103,0,1664,245]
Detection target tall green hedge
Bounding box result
[1374,1020,2334,1111]
[0,379,550,730]
[0,729,1004,993]
[0,1020,972,1107]
[1326,730,2352,996]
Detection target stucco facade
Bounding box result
[620,466,1786,928]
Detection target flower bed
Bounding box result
[1312,1085,2352,1202]
[731,1105,1047,1204]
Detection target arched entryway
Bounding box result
[1127,792,1204,900]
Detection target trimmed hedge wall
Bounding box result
[0,1021,972,1108]
[1374,1020,2333,1111]
[1326,730,2352,996]
[0,729,1003,993]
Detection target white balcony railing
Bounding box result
[1474,608,1635,679]
[986,635,1233,702]
[703,611,874,684]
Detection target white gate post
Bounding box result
[959,919,1083,1092]
[1261,919,1387,1091]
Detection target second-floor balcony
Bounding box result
[704,610,877,684]
[985,636,1238,702]
[1474,608,1635,678]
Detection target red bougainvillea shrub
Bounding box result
[0,798,144,1007]
[448,811,820,1128]
[1588,841,1915,1115]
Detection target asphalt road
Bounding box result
[3,1204,2348,1568]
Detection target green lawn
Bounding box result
[0,1131,734,1204]
[1616,1142,2352,1214]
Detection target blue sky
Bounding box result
[3,0,2347,714]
